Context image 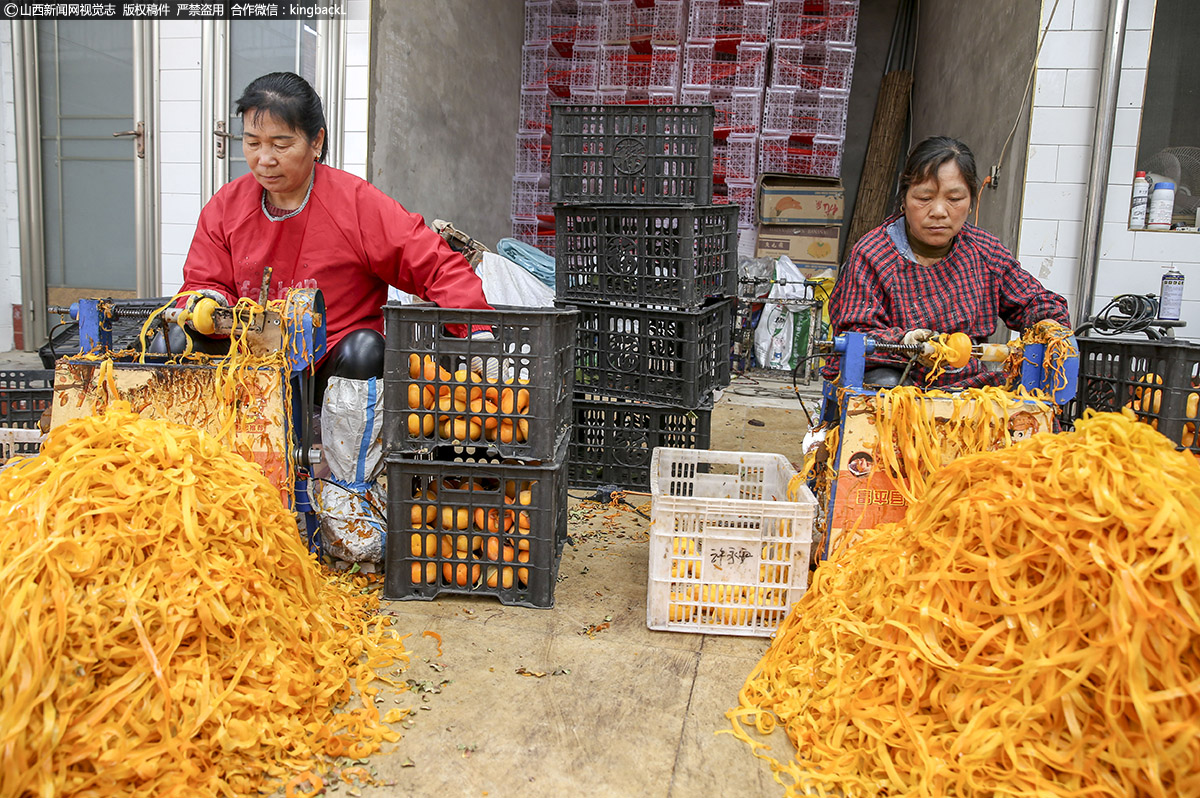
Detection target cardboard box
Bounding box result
[818,391,1055,560]
[755,224,840,264]
[758,174,844,225]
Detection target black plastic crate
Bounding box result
[569,394,712,490]
[382,303,577,462]
[550,104,715,205]
[383,447,567,608]
[0,370,55,429]
[555,204,738,308]
[562,298,734,406]
[1063,336,1200,453]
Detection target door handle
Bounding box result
[112,121,145,159]
[213,120,241,159]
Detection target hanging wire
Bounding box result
[994,0,1064,184]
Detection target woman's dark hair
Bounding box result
[236,72,328,162]
[896,136,979,209]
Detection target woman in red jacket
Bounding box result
[172,71,491,394]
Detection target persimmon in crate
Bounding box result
[383,445,567,608]
[382,303,576,462]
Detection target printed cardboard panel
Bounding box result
[755,224,840,264]
[758,174,844,225]
[822,392,1053,558]
[51,361,291,498]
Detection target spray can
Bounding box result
[1159,266,1184,321]
[1129,171,1151,228]
[1148,182,1176,230]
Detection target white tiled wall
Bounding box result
[158,21,204,295]
[0,24,17,352]
[343,0,371,179]
[1020,0,1200,329]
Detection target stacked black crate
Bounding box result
[380,304,578,608]
[551,103,737,491]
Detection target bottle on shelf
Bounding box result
[1147,182,1176,230]
[1129,170,1151,229]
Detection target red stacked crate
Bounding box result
[681,0,773,245]
[512,1,693,255]
[760,0,858,179]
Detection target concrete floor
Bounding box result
[353,370,817,797]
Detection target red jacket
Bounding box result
[182,164,491,350]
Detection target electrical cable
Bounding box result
[571,485,652,521]
[1078,293,1162,337]
[45,321,74,364]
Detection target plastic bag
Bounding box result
[476,251,556,307]
[738,255,775,298]
[314,376,386,563]
[754,256,809,370]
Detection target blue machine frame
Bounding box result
[815,331,1080,560]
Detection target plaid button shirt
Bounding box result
[823,214,1070,388]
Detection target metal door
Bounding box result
[14,20,156,340]
[206,20,342,197]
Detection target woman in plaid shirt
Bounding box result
[826,136,1069,389]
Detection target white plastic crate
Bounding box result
[770,41,855,93]
[647,448,817,637]
[567,87,601,105]
[547,53,573,90]
[715,134,758,184]
[0,427,43,461]
[826,0,860,44]
[630,2,653,41]
[626,50,652,88]
[817,88,850,138]
[688,0,771,43]
[576,0,605,45]
[759,133,843,178]
[683,40,766,90]
[773,0,859,44]
[600,43,629,89]
[603,0,631,44]
[511,217,556,255]
[600,87,628,104]
[727,134,757,181]
[708,86,762,133]
[570,44,601,91]
[514,131,551,177]
[683,41,714,87]
[769,41,809,89]
[649,44,681,90]
[822,43,857,93]
[519,88,551,132]
[727,180,757,228]
[651,0,686,45]
[511,174,551,219]
[647,86,679,104]
[521,43,549,88]
[761,86,846,137]
[550,10,576,45]
[525,0,551,44]
[809,134,844,178]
